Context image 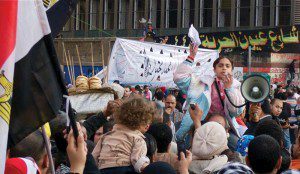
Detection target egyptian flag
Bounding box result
[0,0,66,172]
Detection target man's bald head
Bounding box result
[165,94,176,111]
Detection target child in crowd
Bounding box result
[174,44,244,149]
[147,123,179,172]
[92,97,155,173]
[144,133,157,163]
[270,98,292,150]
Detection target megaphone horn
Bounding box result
[241,75,270,103]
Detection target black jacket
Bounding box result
[83,112,108,140]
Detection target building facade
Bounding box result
[55,0,300,86]
[60,0,300,38]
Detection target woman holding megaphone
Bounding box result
[174,43,245,150]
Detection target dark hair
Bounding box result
[155,91,165,101]
[10,130,46,163]
[275,92,287,100]
[254,119,283,147]
[213,56,234,70]
[144,85,149,89]
[261,99,271,115]
[49,113,68,153]
[286,89,294,98]
[144,133,157,163]
[277,148,291,174]
[270,98,283,105]
[175,102,183,113]
[142,161,176,174]
[248,135,281,173]
[113,80,120,84]
[147,123,173,153]
[135,85,141,90]
[138,89,144,95]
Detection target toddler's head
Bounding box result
[115,96,155,133]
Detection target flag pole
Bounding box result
[75,45,83,75]
[101,42,106,82]
[90,42,95,76]
[105,41,110,83]
[62,43,72,85]
[68,50,75,86]
[41,126,55,174]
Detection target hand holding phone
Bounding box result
[177,140,186,160]
[190,103,196,110]
[189,103,203,129]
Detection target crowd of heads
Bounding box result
[4,55,300,174]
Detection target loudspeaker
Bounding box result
[241,75,270,103]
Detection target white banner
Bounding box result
[108,38,219,87]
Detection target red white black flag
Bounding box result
[0,0,66,172]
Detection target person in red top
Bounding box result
[143,85,153,101]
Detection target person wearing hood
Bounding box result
[189,122,229,174]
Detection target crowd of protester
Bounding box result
[4,49,300,174]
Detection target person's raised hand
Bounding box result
[178,150,192,174]
[103,99,123,118]
[63,122,87,141]
[222,72,233,89]
[165,107,173,115]
[189,104,203,129]
[67,123,87,174]
[249,104,261,123]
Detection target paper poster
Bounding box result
[108,38,219,87]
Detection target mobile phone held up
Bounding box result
[177,140,186,160]
[190,103,196,110]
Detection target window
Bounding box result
[236,0,251,26]
[182,0,195,28]
[89,0,99,30]
[118,0,129,29]
[166,0,178,28]
[149,0,158,28]
[276,0,291,26]
[156,0,161,28]
[104,0,115,30]
[255,0,270,26]
[200,0,213,27]
[217,0,231,27]
[134,0,146,29]
[75,0,86,30]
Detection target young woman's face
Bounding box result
[214,58,233,78]
[271,100,283,116]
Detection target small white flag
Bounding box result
[188,24,201,47]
